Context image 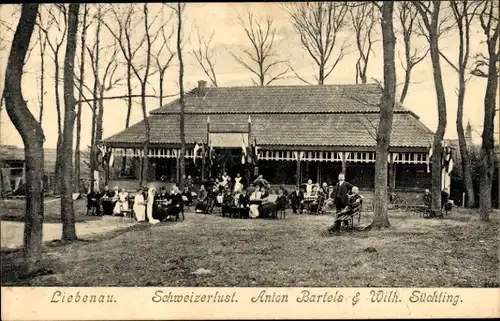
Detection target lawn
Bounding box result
[1,206,498,287]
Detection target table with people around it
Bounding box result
[86,178,195,224]
[194,172,288,220]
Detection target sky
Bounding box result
[0,2,498,149]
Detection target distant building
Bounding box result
[103,82,435,190]
[0,145,89,196]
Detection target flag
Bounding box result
[193,143,201,165]
[445,147,454,174]
[426,145,433,173]
[241,136,247,164]
[108,150,115,168]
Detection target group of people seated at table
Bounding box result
[132,184,192,224]
[194,173,284,219]
[87,185,131,216]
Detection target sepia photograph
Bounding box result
[0,1,498,315]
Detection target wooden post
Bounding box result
[176,150,180,183]
[201,144,205,181]
[388,153,395,191]
[296,151,301,186]
[317,162,321,183]
[341,152,347,175]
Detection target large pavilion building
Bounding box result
[103,81,434,190]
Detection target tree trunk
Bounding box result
[38,29,45,125]
[60,3,80,241]
[177,3,186,188]
[4,3,44,274]
[479,35,498,221]
[457,81,475,207]
[367,1,395,230]
[54,136,63,194]
[427,7,447,215]
[140,89,150,186]
[74,4,88,192]
[53,53,63,195]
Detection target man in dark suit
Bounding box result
[289,185,304,214]
[334,173,353,213]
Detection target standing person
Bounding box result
[306,179,314,196]
[334,173,353,213]
[289,185,304,214]
[146,187,160,224]
[186,175,193,192]
[133,187,146,222]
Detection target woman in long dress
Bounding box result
[133,187,146,222]
[146,187,160,224]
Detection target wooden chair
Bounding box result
[276,195,288,219]
[334,200,363,230]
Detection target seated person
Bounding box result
[441,188,452,212]
[249,185,264,218]
[157,186,168,200]
[113,188,129,215]
[321,182,329,195]
[330,186,362,231]
[289,185,304,214]
[182,186,192,206]
[87,189,102,215]
[155,186,183,221]
[195,185,208,213]
[423,189,431,208]
[260,193,279,219]
[308,185,322,213]
[322,185,336,212]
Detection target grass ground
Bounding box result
[1,205,498,287]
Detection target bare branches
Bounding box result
[230,11,288,86]
[396,1,430,103]
[470,1,499,78]
[153,10,176,106]
[191,27,218,87]
[349,2,379,84]
[284,2,351,84]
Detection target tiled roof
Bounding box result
[151,84,402,114]
[103,112,434,148]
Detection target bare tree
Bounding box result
[35,9,53,125]
[191,27,218,87]
[437,1,479,208]
[396,1,429,104]
[284,2,351,85]
[471,0,499,221]
[39,4,68,195]
[230,11,288,86]
[102,4,145,177]
[153,13,176,107]
[365,1,396,230]
[172,2,187,188]
[413,1,454,217]
[103,4,144,130]
[349,2,378,84]
[4,3,45,274]
[60,3,80,241]
[74,4,90,191]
